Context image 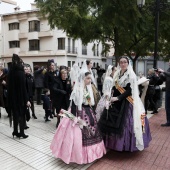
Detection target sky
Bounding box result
[15,0,35,11]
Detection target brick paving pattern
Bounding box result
[87,108,170,170]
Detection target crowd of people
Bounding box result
[0,53,170,164]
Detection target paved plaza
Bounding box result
[0,105,92,170]
[0,101,170,170]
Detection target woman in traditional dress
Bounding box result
[102,65,117,97]
[81,60,100,108]
[98,56,151,152]
[50,71,106,164]
[95,65,117,121]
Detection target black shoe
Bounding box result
[20,134,29,139]
[24,126,29,130]
[32,114,37,119]
[12,132,20,138]
[161,123,170,127]
[45,119,51,122]
[50,115,53,119]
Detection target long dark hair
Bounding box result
[11,54,24,71]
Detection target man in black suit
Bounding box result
[158,60,170,127]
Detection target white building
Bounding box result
[0,0,17,61]
[1,5,107,69]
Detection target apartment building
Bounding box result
[0,0,17,60]
[1,7,107,69]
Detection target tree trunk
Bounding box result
[114,27,120,65]
[132,54,139,73]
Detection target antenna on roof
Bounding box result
[14,6,20,12]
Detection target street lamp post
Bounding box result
[154,0,160,68]
[137,0,170,69]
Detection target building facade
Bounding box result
[1,8,107,69]
[0,0,17,61]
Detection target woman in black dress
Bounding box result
[52,69,72,127]
[8,54,31,139]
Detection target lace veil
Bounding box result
[102,65,114,98]
[81,60,97,87]
[70,63,80,86]
[70,63,95,110]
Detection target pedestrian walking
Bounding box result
[8,54,31,139]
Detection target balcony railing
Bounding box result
[67,46,77,54]
[29,47,40,51]
[38,31,53,37]
[58,46,77,54]
[29,27,40,32]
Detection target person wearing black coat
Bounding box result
[0,66,8,117]
[44,62,56,90]
[153,71,163,109]
[34,65,45,105]
[44,61,57,117]
[8,54,31,139]
[25,65,37,119]
[42,89,52,122]
[145,69,159,114]
[52,69,72,128]
[158,65,170,126]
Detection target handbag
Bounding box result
[25,107,31,122]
